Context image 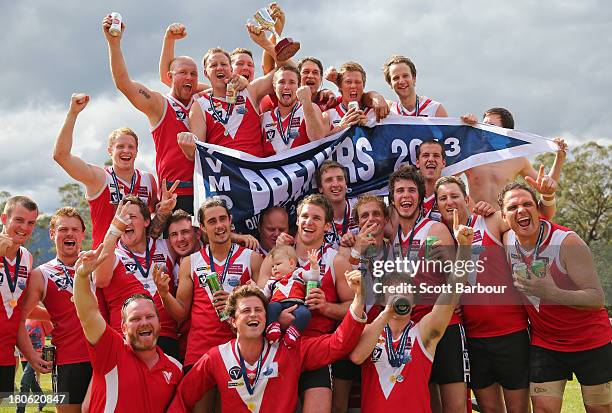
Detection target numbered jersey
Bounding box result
[39,258,91,365]
[460,215,528,338]
[88,167,156,248]
[0,247,32,365]
[361,324,433,412]
[389,96,442,117]
[261,103,311,157]
[186,244,254,367]
[323,198,359,249]
[197,90,264,157]
[506,220,612,351]
[103,239,177,339]
[150,94,194,196]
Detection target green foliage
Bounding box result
[58,183,93,250]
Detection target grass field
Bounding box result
[1,365,587,412]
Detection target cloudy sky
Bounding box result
[1,0,610,213]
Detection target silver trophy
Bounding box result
[251,7,300,61]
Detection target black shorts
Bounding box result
[175,195,194,216]
[57,362,93,404]
[0,364,16,393]
[331,359,360,380]
[530,342,612,386]
[157,336,180,361]
[467,329,530,390]
[299,365,332,392]
[430,324,469,385]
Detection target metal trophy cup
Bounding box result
[252,7,300,61]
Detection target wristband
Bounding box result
[108,223,125,238]
[540,195,556,206]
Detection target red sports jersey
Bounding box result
[506,220,612,351]
[261,102,311,157]
[103,239,177,339]
[87,325,182,413]
[0,247,32,365]
[461,215,528,338]
[264,268,314,303]
[361,324,433,412]
[323,198,359,249]
[196,90,264,157]
[325,103,371,130]
[168,309,365,413]
[88,167,156,248]
[150,94,195,196]
[394,218,461,325]
[389,96,442,117]
[260,93,331,114]
[299,244,340,336]
[39,258,91,365]
[186,244,254,367]
[422,194,441,222]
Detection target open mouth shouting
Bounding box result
[517,215,531,228]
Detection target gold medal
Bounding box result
[70,296,75,302]
[389,374,397,383]
[9,299,17,308]
[247,402,256,411]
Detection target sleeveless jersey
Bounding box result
[361,323,433,412]
[88,167,156,248]
[389,96,442,117]
[186,244,254,367]
[325,103,372,129]
[150,94,195,196]
[460,216,528,338]
[323,198,359,249]
[422,194,441,222]
[196,89,264,157]
[0,246,32,365]
[264,268,313,303]
[391,218,461,325]
[103,238,177,339]
[39,258,92,365]
[506,220,612,351]
[299,244,339,336]
[261,102,311,156]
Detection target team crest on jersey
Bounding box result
[17,276,27,290]
[266,130,276,142]
[371,346,383,362]
[197,273,208,288]
[124,262,138,273]
[290,117,301,128]
[109,190,121,205]
[236,95,246,105]
[175,110,186,121]
[53,272,73,290]
[228,366,242,380]
[324,231,338,246]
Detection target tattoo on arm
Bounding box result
[149,210,172,239]
[138,89,151,99]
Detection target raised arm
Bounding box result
[74,245,109,345]
[296,87,327,140]
[53,93,106,196]
[102,14,164,125]
[349,306,395,365]
[154,256,194,322]
[93,202,131,288]
[159,23,187,87]
[149,180,179,239]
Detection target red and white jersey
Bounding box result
[150,94,195,196]
[88,167,156,248]
[39,258,91,365]
[389,96,442,117]
[506,220,612,351]
[299,244,340,336]
[0,246,31,366]
[323,198,359,249]
[361,324,433,412]
[168,310,365,413]
[264,268,314,303]
[88,325,182,413]
[261,102,311,157]
[186,244,254,366]
[460,215,528,338]
[103,238,177,339]
[196,90,264,157]
[325,103,372,129]
[422,195,441,222]
[393,218,461,325]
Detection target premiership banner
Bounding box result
[194,114,557,234]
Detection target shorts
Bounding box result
[299,365,332,392]
[157,336,180,361]
[430,324,469,385]
[57,362,93,404]
[0,364,16,393]
[530,342,612,386]
[175,194,194,216]
[467,329,529,390]
[332,359,360,380]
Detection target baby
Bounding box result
[263,245,319,347]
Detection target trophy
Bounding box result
[251,7,300,62]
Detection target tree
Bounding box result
[58,183,93,250]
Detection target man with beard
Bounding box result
[261,65,327,156]
[387,166,469,413]
[257,206,290,257]
[74,247,182,412]
[20,207,93,412]
[500,183,612,413]
[93,196,180,359]
[0,196,49,395]
[102,15,197,213]
[53,93,159,248]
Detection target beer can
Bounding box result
[206,272,228,321]
[226,81,237,104]
[531,259,547,278]
[348,101,359,111]
[513,262,528,280]
[42,344,56,364]
[390,295,411,315]
[306,280,319,298]
[425,236,438,259]
[109,12,123,37]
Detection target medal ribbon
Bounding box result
[237,338,266,396]
[515,221,545,264]
[55,258,74,289]
[208,94,234,125]
[209,243,235,284]
[124,239,155,279]
[110,168,136,205]
[3,249,22,295]
[330,201,349,244]
[396,214,421,260]
[384,322,413,368]
[399,95,420,116]
[275,102,300,145]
